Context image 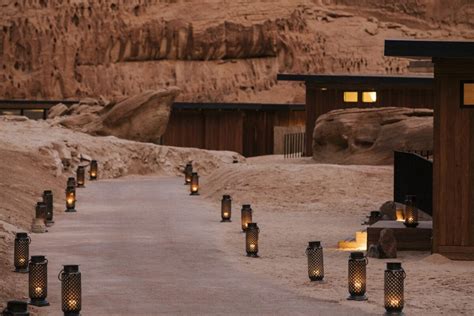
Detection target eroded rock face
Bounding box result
[313,107,433,165]
[51,87,180,143]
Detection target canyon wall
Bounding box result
[1,0,473,102]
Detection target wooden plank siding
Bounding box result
[162,106,305,157]
[432,59,474,259]
[304,84,434,156]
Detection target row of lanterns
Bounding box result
[4,160,98,315]
[184,162,407,315]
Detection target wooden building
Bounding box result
[277,74,434,156]
[162,102,305,157]
[385,39,474,260]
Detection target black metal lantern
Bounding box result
[241,204,252,232]
[2,300,29,316]
[28,255,49,307]
[67,177,76,188]
[89,160,98,180]
[65,186,76,212]
[384,262,406,314]
[306,241,324,281]
[347,252,368,301]
[14,233,31,273]
[221,195,232,222]
[190,172,199,195]
[35,202,47,223]
[184,162,193,185]
[245,223,259,257]
[76,166,85,188]
[58,265,82,316]
[42,190,54,224]
[404,195,418,228]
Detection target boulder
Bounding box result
[48,103,68,118]
[313,107,433,165]
[55,87,180,143]
[380,201,397,220]
[378,228,397,258]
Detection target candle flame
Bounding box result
[68,299,77,309]
[35,287,42,294]
[249,243,256,250]
[223,212,229,217]
[19,258,26,264]
[354,281,362,290]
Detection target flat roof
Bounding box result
[172,102,305,111]
[385,39,474,58]
[277,73,433,86]
[0,99,78,109]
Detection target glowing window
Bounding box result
[343,91,358,103]
[462,81,474,107]
[362,91,377,103]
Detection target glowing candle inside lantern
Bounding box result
[249,243,256,250]
[68,299,77,309]
[354,281,362,291]
[306,241,324,281]
[35,287,42,295]
[347,252,368,300]
[223,212,229,217]
[190,172,199,195]
[19,258,26,265]
[245,223,259,257]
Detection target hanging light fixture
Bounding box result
[306,241,324,281]
[245,223,259,257]
[2,300,30,316]
[404,195,418,228]
[190,172,199,195]
[184,162,193,185]
[221,195,232,222]
[76,166,85,188]
[28,255,49,307]
[14,233,31,273]
[89,160,98,180]
[67,177,76,188]
[347,252,368,301]
[42,190,54,225]
[384,262,406,314]
[65,186,76,213]
[58,265,82,316]
[241,204,252,232]
[35,202,47,223]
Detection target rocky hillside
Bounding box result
[1,0,473,102]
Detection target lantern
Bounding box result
[35,202,47,223]
[306,241,324,281]
[89,160,98,180]
[347,252,368,301]
[58,265,82,316]
[404,195,418,228]
[28,256,49,307]
[245,223,259,257]
[184,162,193,185]
[65,186,76,212]
[2,301,29,316]
[190,172,199,195]
[14,233,31,273]
[42,190,54,224]
[221,195,232,222]
[241,204,252,232]
[76,166,85,188]
[384,262,406,314]
[67,177,76,188]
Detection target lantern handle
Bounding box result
[27,236,32,244]
[402,270,406,280]
[364,256,369,265]
[58,269,65,281]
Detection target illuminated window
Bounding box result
[462,81,474,108]
[343,92,358,103]
[362,91,377,103]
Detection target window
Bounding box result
[362,91,377,103]
[343,91,358,103]
[461,81,474,108]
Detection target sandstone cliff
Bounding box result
[1,0,473,103]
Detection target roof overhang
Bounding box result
[385,39,474,59]
[172,102,305,111]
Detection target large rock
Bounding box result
[54,88,180,143]
[313,107,433,165]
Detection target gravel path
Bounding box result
[31,176,372,315]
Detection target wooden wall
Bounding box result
[162,109,305,157]
[433,58,474,260]
[304,84,434,156]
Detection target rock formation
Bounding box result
[1,1,473,103]
[50,87,180,143]
[313,107,433,165]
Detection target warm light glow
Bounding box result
[67,198,74,205]
[244,223,248,228]
[312,270,320,275]
[390,299,400,306]
[464,83,474,106]
[91,172,96,177]
[343,91,358,103]
[396,209,404,221]
[35,287,42,295]
[338,231,367,251]
[354,281,362,291]
[68,299,78,309]
[362,91,377,103]
[19,258,26,264]
[249,244,256,251]
[406,216,414,223]
[191,185,198,192]
[223,212,229,217]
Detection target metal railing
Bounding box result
[284,132,306,158]
[0,99,78,119]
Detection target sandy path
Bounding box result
[29,176,371,315]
